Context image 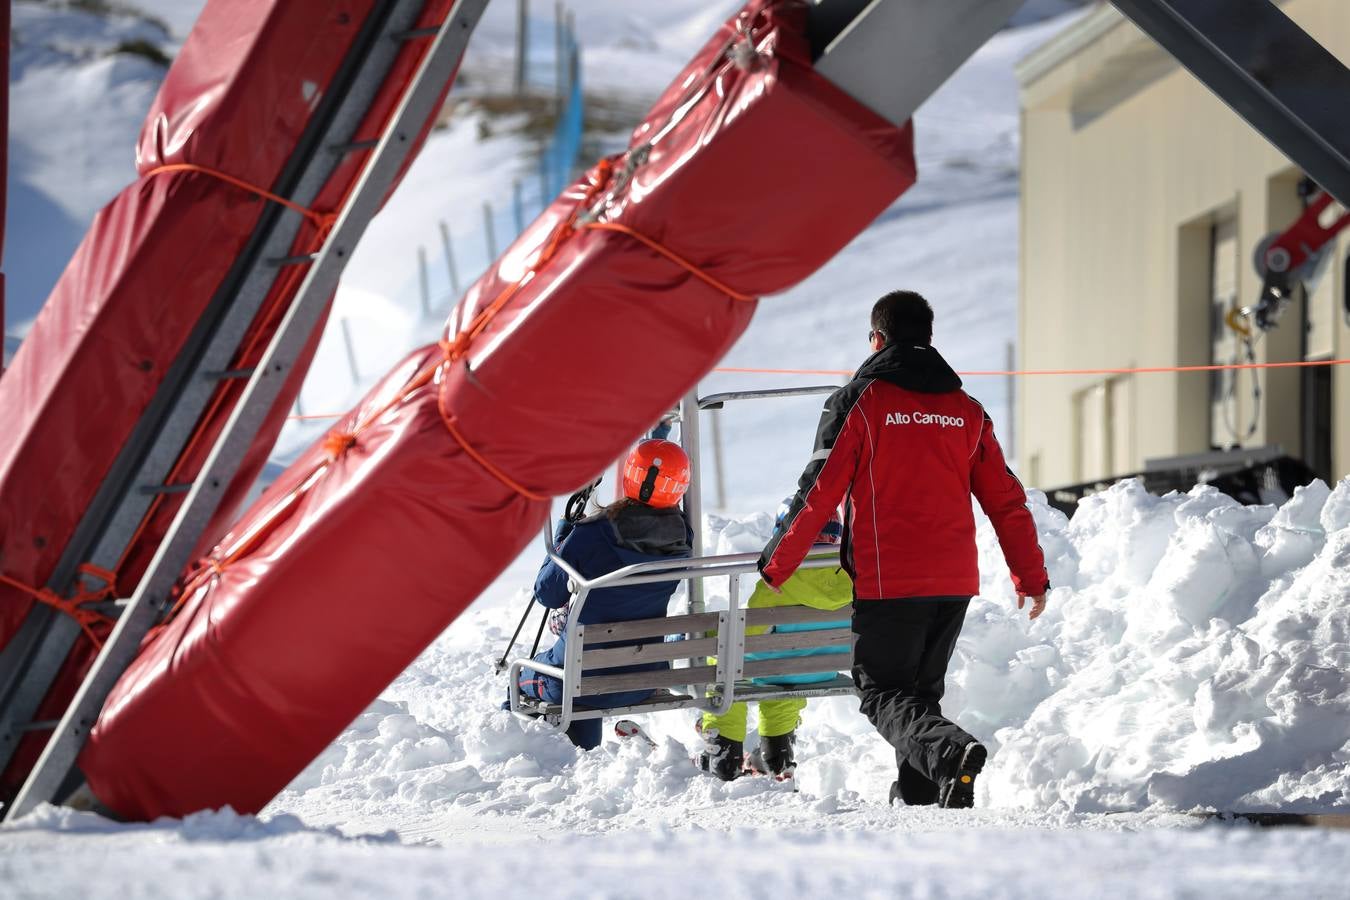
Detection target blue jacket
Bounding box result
[523,503,692,708]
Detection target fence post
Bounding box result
[514,0,529,96]
[417,245,431,317]
[482,200,498,262]
[340,317,361,386]
[567,10,579,90]
[513,179,525,235]
[555,1,566,112]
[538,149,550,208]
[438,219,461,299]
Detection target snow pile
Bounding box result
[981,479,1350,812]
[258,477,1349,844]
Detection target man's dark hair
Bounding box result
[870,290,933,345]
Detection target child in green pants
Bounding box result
[698,503,852,780]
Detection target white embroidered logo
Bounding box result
[885,411,965,428]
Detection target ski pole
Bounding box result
[495,596,538,672]
[527,604,549,659]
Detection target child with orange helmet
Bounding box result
[514,439,693,749]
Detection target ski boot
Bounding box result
[758,732,796,779]
[697,732,744,782]
[937,742,987,809]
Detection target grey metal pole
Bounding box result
[1006,340,1015,459]
[438,219,461,299]
[6,0,493,820]
[514,0,528,95]
[710,406,727,511]
[417,245,431,317]
[681,389,705,616]
[482,200,498,263]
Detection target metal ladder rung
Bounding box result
[204,367,256,381]
[138,482,194,496]
[19,720,59,733]
[268,252,320,267]
[331,138,380,153]
[392,26,440,40]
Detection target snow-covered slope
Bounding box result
[5,1,172,333]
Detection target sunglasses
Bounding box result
[868,330,884,343]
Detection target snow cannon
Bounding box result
[78,0,920,820]
[0,0,471,811]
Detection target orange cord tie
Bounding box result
[143,163,338,232]
[0,566,118,650]
[322,431,359,460]
[578,221,757,303]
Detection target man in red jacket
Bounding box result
[758,290,1048,809]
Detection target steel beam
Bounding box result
[812,0,1026,127]
[5,0,491,820]
[1110,0,1350,206]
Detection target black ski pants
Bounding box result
[851,597,975,795]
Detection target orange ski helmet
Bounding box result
[622,439,691,508]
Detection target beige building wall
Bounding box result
[1016,1,1350,489]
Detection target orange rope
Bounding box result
[579,222,757,302]
[713,359,1350,378]
[143,163,338,230]
[0,564,117,649]
[285,359,1350,423]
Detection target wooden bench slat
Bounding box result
[744,605,852,628]
[578,664,718,696]
[742,653,852,679]
[584,611,720,642]
[744,627,855,655]
[734,674,857,701]
[581,637,719,669]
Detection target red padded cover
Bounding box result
[80,0,916,820]
[0,0,457,800]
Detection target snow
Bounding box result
[5,1,1350,895]
[5,1,170,333]
[4,805,1347,899]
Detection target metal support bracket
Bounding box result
[1109,0,1350,206]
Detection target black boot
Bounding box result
[937,742,987,809]
[890,760,939,806]
[698,735,743,782]
[759,732,797,777]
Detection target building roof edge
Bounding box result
[1014,5,1126,88]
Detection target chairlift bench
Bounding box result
[507,526,857,733]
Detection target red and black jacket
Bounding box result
[758,343,1048,601]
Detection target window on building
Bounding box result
[1074,376,1134,483]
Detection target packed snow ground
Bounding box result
[6,1,1350,897]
